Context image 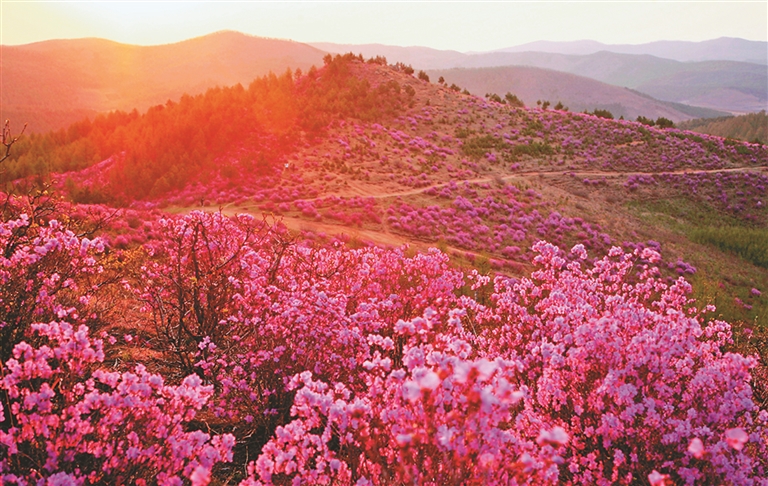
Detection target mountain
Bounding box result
[427,66,727,121]
[314,41,767,115]
[495,37,768,65]
[1,31,326,133]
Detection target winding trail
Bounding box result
[225,164,768,208]
[190,163,766,259]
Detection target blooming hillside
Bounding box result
[1,54,766,484]
[0,204,765,484]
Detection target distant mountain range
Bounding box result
[3,32,764,133]
[2,31,325,133]
[490,37,767,64]
[314,38,768,115]
[427,66,726,122]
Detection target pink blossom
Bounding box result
[725,427,749,451]
[688,437,705,458]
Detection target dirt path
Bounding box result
[285,164,768,205]
[181,163,766,255]
[218,164,767,213]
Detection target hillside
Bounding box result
[1,55,766,485]
[1,31,326,133]
[678,111,768,143]
[426,65,724,121]
[634,62,767,113]
[6,55,766,320]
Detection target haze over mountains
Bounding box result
[3,31,765,133]
[316,37,767,115]
[426,66,725,122]
[2,31,325,133]
[489,37,768,64]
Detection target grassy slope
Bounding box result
[679,111,768,144]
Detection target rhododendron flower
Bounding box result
[536,426,569,447]
[725,427,749,451]
[648,470,670,486]
[190,466,211,486]
[688,437,705,458]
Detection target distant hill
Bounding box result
[494,37,768,65]
[678,111,768,144]
[313,41,766,115]
[2,31,326,133]
[310,42,467,70]
[633,62,767,114]
[427,66,728,122]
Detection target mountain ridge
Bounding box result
[427,65,727,122]
[1,31,327,133]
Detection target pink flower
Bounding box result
[536,426,569,446]
[189,466,210,486]
[688,437,705,458]
[725,427,749,451]
[648,470,670,486]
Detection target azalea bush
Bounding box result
[0,208,234,485]
[1,207,766,484]
[243,241,766,485]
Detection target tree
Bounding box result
[636,115,656,127]
[1,119,26,164]
[417,70,430,82]
[438,76,445,84]
[504,92,524,108]
[591,109,614,120]
[393,62,414,75]
[486,93,504,104]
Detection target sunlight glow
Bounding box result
[2,1,766,49]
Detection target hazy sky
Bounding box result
[1,1,766,51]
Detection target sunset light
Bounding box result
[1,1,766,484]
[2,1,766,49]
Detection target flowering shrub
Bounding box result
[2,59,767,484]
[138,212,467,457]
[0,196,107,362]
[0,210,233,485]
[242,240,767,485]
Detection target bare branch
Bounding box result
[1,119,27,164]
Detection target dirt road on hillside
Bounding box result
[284,164,768,204]
[185,163,766,254]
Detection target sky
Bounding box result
[1,1,766,51]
